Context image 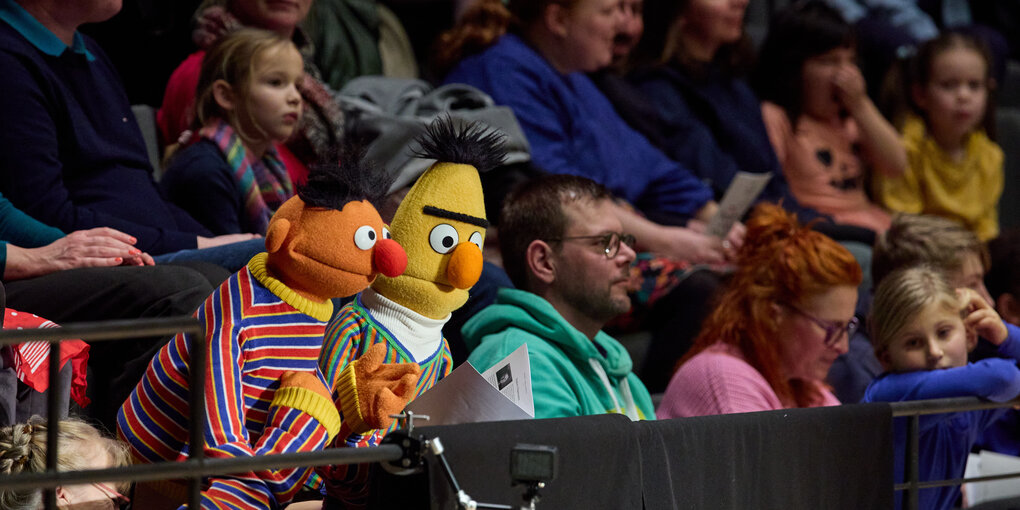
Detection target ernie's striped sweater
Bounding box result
[117,253,343,510]
[318,292,453,508]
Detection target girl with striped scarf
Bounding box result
[161,28,302,236]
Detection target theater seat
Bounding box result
[131,104,163,180]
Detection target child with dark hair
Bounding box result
[873,31,1003,241]
[754,0,906,234]
[987,228,1020,326]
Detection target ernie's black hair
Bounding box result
[412,116,508,173]
[298,137,394,211]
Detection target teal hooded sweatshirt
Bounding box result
[463,288,655,420]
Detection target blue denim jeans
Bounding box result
[153,238,265,272]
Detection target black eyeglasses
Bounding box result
[547,232,636,258]
[783,303,859,347]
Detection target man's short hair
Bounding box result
[499,175,612,289]
[872,213,989,286]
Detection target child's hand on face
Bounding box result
[959,288,1009,345]
[832,65,866,113]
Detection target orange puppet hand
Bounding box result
[334,343,422,434]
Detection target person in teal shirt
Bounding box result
[463,175,654,420]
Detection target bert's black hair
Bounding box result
[412,117,508,173]
[298,137,394,211]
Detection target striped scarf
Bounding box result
[199,119,294,234]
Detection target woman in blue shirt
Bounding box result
[434,0,743,265]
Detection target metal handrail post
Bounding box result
[188,331,206,509]
[44,337,61,510]
[903,414,919,510]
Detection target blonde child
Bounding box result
[873,31,1003,241]
[863,266,1020,510]
[0,417,131,510]
[754,1,906,234]
[161,28,302,236]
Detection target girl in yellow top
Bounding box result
[874,31,1003,241]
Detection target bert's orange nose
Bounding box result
[446,242,483,289]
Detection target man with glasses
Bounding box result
[462,174,655,419]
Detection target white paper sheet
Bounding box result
[479,344,535,418]
[405,345,534,426]
[963,450,1020,506]
[707,171,772,238]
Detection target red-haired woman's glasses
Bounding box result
[547,232,636,258]
[784,303,860,347]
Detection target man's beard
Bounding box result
[560,271,632,323]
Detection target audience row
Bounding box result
[1,0,1019,508]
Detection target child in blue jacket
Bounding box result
[864,266,1020,510]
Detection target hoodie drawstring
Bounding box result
[588,358,640,420]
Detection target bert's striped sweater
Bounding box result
[318,291,453,507]
[117,253,343,510]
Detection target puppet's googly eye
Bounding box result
[468,231,483,250]
[382,226,392,240]
[354,225,378,250]
[429,224,459,254]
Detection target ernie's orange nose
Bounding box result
[373,238,407,278]
[447,242,483,289]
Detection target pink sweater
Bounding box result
[656,342,840,419]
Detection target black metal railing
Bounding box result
[890,396,1020,510]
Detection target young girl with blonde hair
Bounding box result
[864,266,1020,510]
[0,417,131,510]
[161,28,302,236]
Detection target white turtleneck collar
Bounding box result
[361,287,451,363]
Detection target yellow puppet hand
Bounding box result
[334,343,422,434]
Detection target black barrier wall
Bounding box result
[1,322,1019,510]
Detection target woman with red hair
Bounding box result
[657,203,862,417]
